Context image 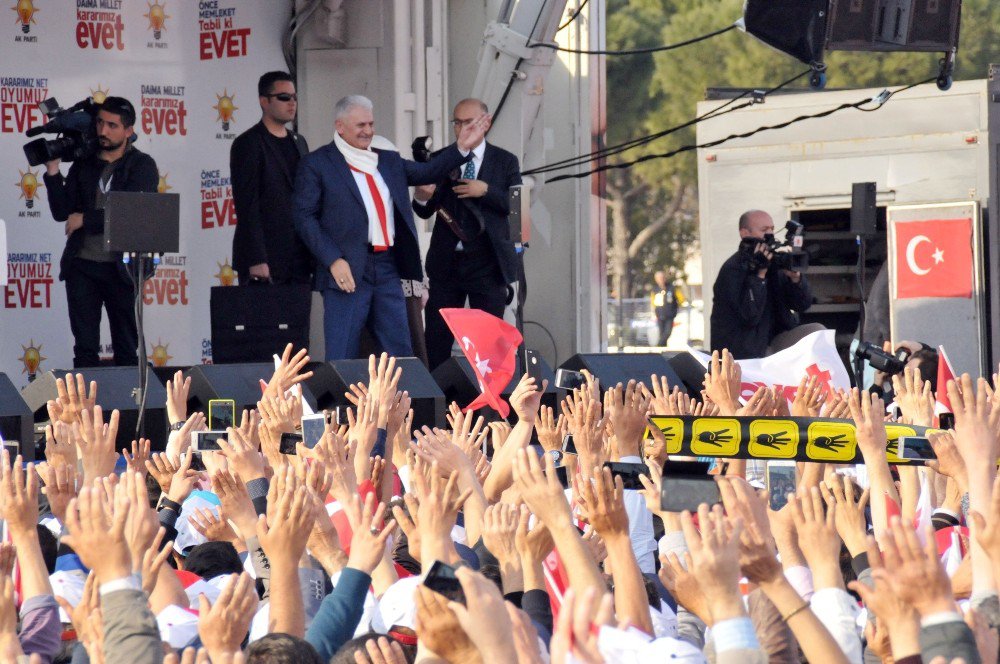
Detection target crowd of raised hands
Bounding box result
[3,345,1000,664]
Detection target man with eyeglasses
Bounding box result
[230,71,311,287]
[413,99,522,371]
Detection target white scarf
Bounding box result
[334,132,378,175]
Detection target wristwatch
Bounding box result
[168,421,185,432]
[546,449,564,465]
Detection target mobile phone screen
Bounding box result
[193,430,227,452]
[208,399,235,430]
[562,434,576,455]
[603,461,650,491]
[766,464,797,511]
[280,432,303,455]
[554,368,585,391]
[422,560,466,605]
[900,436,937,460]
[939,413,955,430]
[301,415,325,449]
[660,460,719,513]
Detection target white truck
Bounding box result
[695,69,1000,376]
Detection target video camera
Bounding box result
[22,97,102,166]
[740,220,809,272]
[855,341,907,376]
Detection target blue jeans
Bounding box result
[322,250,413,360]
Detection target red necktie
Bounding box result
[349,165,389,251]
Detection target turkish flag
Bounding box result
[894,218,973,299]
[439,308,523,418]
[936,345,957,413]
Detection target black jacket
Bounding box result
[230,121,310,283]
[710,249,812,359]
[43,146,159,282]
[412,142,521,284]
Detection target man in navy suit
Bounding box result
[413,99,522,371]
[293,95,489,361]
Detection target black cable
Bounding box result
[557,0,590,32]
[524,94,755,175]
[543,76,938,183]
[524,321,559,367]
[523,69,810,176]
[533,23,736,55]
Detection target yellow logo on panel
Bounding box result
[884,425,916,464]
[749,419,799,459]
[649,417,684,455]
[806,421,857,461]
[691,418,741,456]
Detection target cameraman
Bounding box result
[710,210,815,359]
[43,97,159,368]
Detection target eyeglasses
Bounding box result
[266,93,297,102]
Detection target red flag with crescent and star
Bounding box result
[894,218,973,299]
[439,308,523,418]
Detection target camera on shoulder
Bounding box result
[739,220,809,272]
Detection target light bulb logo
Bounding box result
[215,259,236,287]
[213,90,237,131]
[157,173,171,194]
[19,340,46,375]
[16,168,43,209]
[150,339,173,367]
[90,84,109,104]
[12,0,37,35]
[144,1,168,40]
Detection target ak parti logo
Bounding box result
[15,167,42,208]
[157,172,171,193]
[12,0,38,35]
[215,258,236,286]
[18,339,46,375]
[149,338,173,367]
[212,89,237,131]
[144,1,168,40]
[90,84,109,104]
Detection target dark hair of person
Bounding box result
[246,633,324,664]
[99,96,136,128]
[182,541,243,579]
[910,347,939,389]
[258,71,294,98]
[330,634,416,664]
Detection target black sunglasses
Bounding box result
[266,93,297,102]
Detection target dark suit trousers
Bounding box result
[425,250,507,371]
[64,257,138,367]
[322,249,413,361]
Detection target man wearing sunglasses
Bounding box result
[230,71,311,288]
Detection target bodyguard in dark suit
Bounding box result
[293,95,490,361]
[413,99,521,371]
[230,71,311,285]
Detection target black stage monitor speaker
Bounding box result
[662,351,708,398]
[432,353,557,422]
[0,373,34,461]
[306,358,445,430]
[559,354,683,395]
[743,0,828,64]
[20,367,167,452]
[851,182,877,237]
[184,363,318,416]
[827,0,961,52]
